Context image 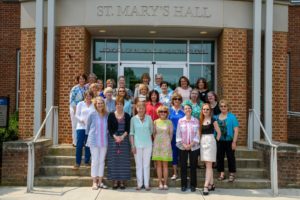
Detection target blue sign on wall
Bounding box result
[0,97,9,128]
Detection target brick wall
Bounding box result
[19,29,35,139]
[0,2,20,114]
[217,28,248,146]
[1,139,51,185]
[288,6,300,141]
[254,141,300,188]
[58,27,91,143]
[272,32,288,142]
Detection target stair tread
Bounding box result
[40,165,266,171]
[35,175,270,182]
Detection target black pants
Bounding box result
[217,141,236,173]
[179,149,198,188]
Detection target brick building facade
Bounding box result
[0,2,20,114]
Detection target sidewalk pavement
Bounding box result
[0,187,299,200]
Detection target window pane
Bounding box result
[190,41,214,63]
[93,40,105,61]
[155,40,187,61]
[121,40,153,61]
[106,40,118,61]
[93,63,118,83]
[124,67,150,92]
[93,63,105,80]
[157,68,183,90]
[189,65,214,90]
[106,64,118,83]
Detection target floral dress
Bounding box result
[152,119,173,161]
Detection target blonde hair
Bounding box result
[139,83,149,92]
[171,92,183,105]
[104,87,113,96]
[157,105,169,116]
[90,83,99,90]
[94,96,107,116]
[219,99,230,111]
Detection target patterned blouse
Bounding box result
[176,116,200,151]
[69,85,86,107]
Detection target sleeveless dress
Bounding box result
[200,118,217,162]
[152,119,173,162]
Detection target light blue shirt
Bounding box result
[130,115,153,148]
[124,99,132,116]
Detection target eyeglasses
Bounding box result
[173,98,182,101]
[220,105,227,108]
[159,111,168,114]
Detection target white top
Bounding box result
[75,101,95,130]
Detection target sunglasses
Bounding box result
[173,98,182,101]
[159,111,168,114]
[202,108,210,111]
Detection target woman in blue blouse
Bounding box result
[216,99,239,182]
[168,92,185,180]
[86,97,108,190]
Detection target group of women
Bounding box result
[69,72,239,195]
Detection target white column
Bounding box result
[45,0,56,139]
[264,0,273,141]
[34,0,44,135]
[252,0,262,142]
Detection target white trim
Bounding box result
[34,0,44,135]
[264,0,274,141]
[46,0,56,139]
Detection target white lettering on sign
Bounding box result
[97,5,211,18]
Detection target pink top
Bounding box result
[176,116,200,151]
[175,87,192,102]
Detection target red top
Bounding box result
[146,101,162,121]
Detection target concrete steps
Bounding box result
[34,145,270,188]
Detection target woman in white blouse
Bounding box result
[74,90,95,169]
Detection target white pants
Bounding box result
[70,106,77,145]
[90,147,107,177]
[134,147,152,188]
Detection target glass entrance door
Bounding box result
[120,64,153,92]
[120,63,186,91]
[154,64,187,90]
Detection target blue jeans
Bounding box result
[76,129,91,165]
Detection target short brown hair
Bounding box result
[115,95,125,106]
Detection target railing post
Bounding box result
[273,147,279,196]
[248,111,254,150]
[27,142,34,192]
[53,108,59,146]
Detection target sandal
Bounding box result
[158,183,164,190]
[228,174,235,182]
[217,175,226,181]
[92,182,98,190]
[163,185,168,190]
[208,184,215,191]
[112,182,119,190]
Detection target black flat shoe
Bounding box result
[203,187,209,195]
[191,187,196,192]
[181,187,187,192]
[120,184,126,190]
[112,183,119,190]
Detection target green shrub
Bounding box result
[0,111,19,143]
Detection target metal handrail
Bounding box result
[287,111,300,117]
[248,109,278,196]
[27,106,58,192]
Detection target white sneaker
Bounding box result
[99,183,108,189]
[171,174,177,180]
